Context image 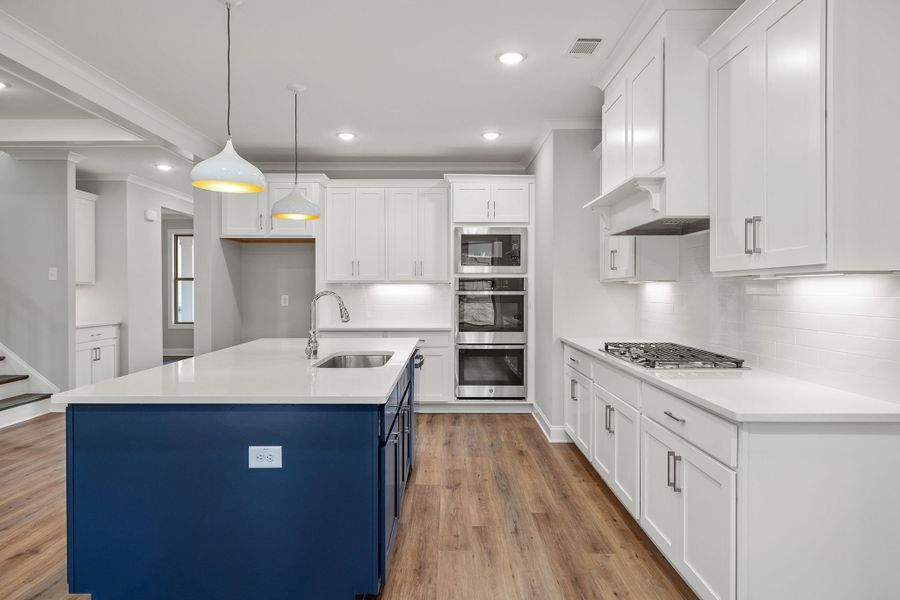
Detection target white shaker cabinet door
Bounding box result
[629,40,664,176]
[640,416,682,562]
[602,78,629,194]
[758,0,826,270]
[325,188,357,281]
[592,385,615,483]
[354,188,386,281]
[678,438,736,600]
[609,394,641,519]
[387,188,419,281]
[417,188,449,281]
[221,192,265,237]
[709,35,764,272]
[452,184,491,222]
[92,341,117,383]
[75,346,93,388]
[417,347,450,403]
[490,182,529,223]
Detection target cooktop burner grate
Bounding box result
[603,342,744,369]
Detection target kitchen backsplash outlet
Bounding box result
[636,231,900,402]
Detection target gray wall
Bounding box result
[529,130,637,427]
[193,190,242,355]
[161,218,195,353]
[240,244,316,341]
[0,153,77,389]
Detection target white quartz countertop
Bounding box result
[54,338,419,405]
[562,337,900,423]
[318,324,451,332]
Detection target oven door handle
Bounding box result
[456,344,526,350]
[455,291,527,296]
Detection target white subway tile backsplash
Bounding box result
[635,232,900,403]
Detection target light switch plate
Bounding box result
[248,446,282,469]
[281,295,289,307]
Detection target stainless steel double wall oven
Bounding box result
[454,227,527,399]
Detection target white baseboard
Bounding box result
[532,402,572,443]
[0,398,52,430]
[416,401,533,414]
[163,348,194,357]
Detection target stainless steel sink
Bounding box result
[314,352,394,369]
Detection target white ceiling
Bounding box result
[0,0,642,165]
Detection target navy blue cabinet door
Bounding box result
[383,426,399,562]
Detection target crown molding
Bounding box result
[0,148,87,162]
[80,174,193,203]
[0,10,219,159]
[254,161,527,175]
[522,118,603,169]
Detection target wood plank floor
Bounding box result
[1,413,696,600]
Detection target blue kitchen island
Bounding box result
[54,338,418,600]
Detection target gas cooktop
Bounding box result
[604,342,744,369]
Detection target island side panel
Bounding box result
[67,403,380,600]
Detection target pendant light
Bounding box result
[191,0,265,194]
[271,85,320,220]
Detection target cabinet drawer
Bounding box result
[592,359,640,410]
[76,325,118,344]
[642,383,737,468]
[564,345,592,378]
[385,331,450,348]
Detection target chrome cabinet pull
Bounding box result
[258,214,263,231]
[744,217,753,254]
[570,379,577,401]
[664,410,686,424]
[673,455,682,493]
[486,201,491,219]
[419,260,423,277]
[752,215,762,254]
[608,406,615,434]
[667,450,675,488]
[569,356,579,364]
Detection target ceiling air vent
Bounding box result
[566,38,603,57]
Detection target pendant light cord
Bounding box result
[226,4,232,138]
[294,93,300,186]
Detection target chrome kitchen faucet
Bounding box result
[306,291,351,359]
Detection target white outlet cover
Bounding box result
[248,446,282,469]
[281,295,289,306]
[48,267,58,281]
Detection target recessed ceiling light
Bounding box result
[482,132,501,141]
[0,82,10,89]
[156,164,173,172]
[497,52,526,65]
[337,132,357,141]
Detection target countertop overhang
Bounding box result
[562,336,900,423]
[54,338,419,405]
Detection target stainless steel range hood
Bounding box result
[615,217,709,236]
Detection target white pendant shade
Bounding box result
[191,138,265,194]
[272,184,320,220]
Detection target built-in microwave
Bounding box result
[455,227,527,274]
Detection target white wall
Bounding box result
[240,244,316,341]
[530,130,637,427]
[636,231,900,402]
[161,218,195,354]
[0,153,77,389]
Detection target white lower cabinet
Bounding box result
[416,346,451,403]
[75,325,120,387]
[563,366,591,454]
[592,384,641,519]
[641,416,736,600]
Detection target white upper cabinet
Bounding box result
[590,11,732,235]
[446,175,532,223]
[601,235,679,283]
[220,174,327,239]
[74,190,97,285]
[325,187,385,282]
[704,0,900,275]
[628,37,664,177]
[601,78,629,194]
[387,187,448,282]
[708,0,826,273]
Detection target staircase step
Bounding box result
[0,374,29,385]
[0,393,51,412]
